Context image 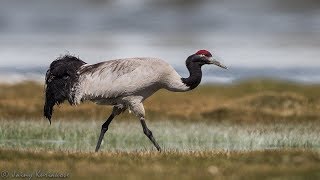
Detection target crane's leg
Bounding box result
[95,113,114,152]
[95,105,126,152]
[140,117,161,152]
[129,101,161,152]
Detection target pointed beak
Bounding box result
[207,57,228,69]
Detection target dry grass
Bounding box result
[0,79,319,122]
[0,148,319,179]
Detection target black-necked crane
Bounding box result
[44,50,227,152]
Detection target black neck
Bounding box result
[181,56,202,90]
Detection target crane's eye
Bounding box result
[200,54,209,59]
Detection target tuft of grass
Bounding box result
[202,91,319,123]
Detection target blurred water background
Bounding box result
[0,0,319,83]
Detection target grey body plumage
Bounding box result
[44,50,227,152]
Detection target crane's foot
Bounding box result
[146,131,162,152]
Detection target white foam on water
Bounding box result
[0,73,44,84]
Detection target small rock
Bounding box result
[207,165,219,176]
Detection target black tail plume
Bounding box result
[44,55,86,123]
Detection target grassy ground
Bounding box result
[0,149,319,180]
[0,80,319,179]
[0,79,319,122]
[0,120,320,179]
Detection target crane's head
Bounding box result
[191,49,227,69]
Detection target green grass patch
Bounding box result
[1,120,320,152]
